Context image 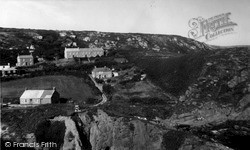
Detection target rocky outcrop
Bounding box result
[72,109,234,150]
[52,116,82,150]
[2,108,243,150]
[78,110,165,150]
[163,94,250,127]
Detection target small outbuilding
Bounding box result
[20,87,60,105]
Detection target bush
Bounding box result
[86,98,101,105]
[103,84,113,95]
[35,120,66,149]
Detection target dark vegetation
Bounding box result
[192,120,250,150]
[34,30,64,60]
[71,114,92,150]
[85,98,101,105]
[103,84,113,95]
[132,52,207,96]
[163,130,187,150]
[129,97,169,105]
[100,102,172,120]
[35,120,66,150]
[1,104,74,141]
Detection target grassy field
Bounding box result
[0,75,101,104]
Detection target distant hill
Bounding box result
[0,27,211,65]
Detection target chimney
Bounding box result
[53,87,56,91]
[7,63,10,67]
[25,87,28,90]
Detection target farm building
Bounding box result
[0,63,17,77]
[20,87,60,105]
[16,55,34,66]
[92,66,112,79]
[64,47,104,58]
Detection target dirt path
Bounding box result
[88,75,107,106]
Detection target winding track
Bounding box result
[88,75,107,106]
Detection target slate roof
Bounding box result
[65,47,103,52]
[17,55,33,59]
[20,90,55,99]
[92,67,111,73]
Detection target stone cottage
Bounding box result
[16,55,34,66]
[92,66,112,79]
[20,87,60,105]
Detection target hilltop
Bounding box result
[0,27,211,65]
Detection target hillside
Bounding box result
[0,27,212,65]
[1,27,250,150]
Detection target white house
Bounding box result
[92,66,112,79]
[0,63,17,77]
[20,87,60,105]
[0,63,11,70]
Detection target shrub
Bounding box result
[103,84,113,95]
[35,120,66,149]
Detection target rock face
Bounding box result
[77,110,164,150]
[62,109,233,150]
[52,116,83,150]
[30,109,237,150]
[162,47,250,127]
[1,108,242,150]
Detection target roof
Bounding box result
[1,67,16,71]
[0,65,10,70]
[92,67,111,73]
[18,55,33,59]
[114,58,128,62]
[20,90,55,99]
[65,47,103,52]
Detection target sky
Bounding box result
[0,0,250,46]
